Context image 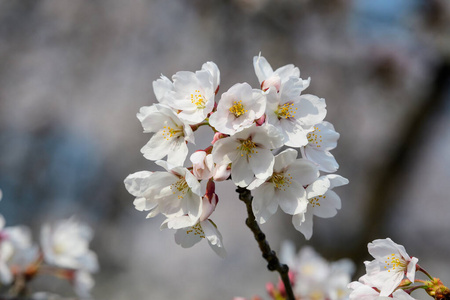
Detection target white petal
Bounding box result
[293,210,313,240]
[253,54,274,84]
[231,156,255,187]
[252,183,277,224]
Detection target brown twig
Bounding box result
[236,186,295,300]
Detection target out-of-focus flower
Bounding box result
[0,215,39,285]
[40,218,98,273]
[138,104,195,166]
[209,82,266,135]
[278,242,355,300]
[292,174,348,240]
[73,270,95,299]
[248,149,319,224]
[364,238,419,297]
[211,124,284,187]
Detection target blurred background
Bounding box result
[0,0,449,299]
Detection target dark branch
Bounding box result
[236,186,295,300]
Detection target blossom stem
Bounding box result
[418,265,435,281]
[236,186,295,300]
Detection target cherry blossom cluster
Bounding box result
[235,242,355,300]
[348,238,450,300]
[124,54,348,256]
[0,202,98,299]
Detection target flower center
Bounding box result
[270,172,292,191]
[276,102,297,119]
[162,125,183,141]
[237,139,258,158]
[385,254,407,272]
[229,100,247,117]
[308,195,325,207]
[307,127,322,148]
[190,89,206,109]
[186,223,205,238]
[170,177,189,199]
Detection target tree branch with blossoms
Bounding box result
[236,186,295,300]
[123,53,350,299]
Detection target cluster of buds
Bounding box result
[0,190,98,299]
[348,238,450,300]
[124,53,348,256]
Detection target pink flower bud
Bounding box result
[200,182,218,221]
[211,132,227,145]
[261,75,281,92]
[255,114,266,126]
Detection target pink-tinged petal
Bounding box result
[253,54,274,84]
[293,210,313,240]
[252,183,277,224]
[153,75,173,102]
[231,156,255,187]
[248,149,274,180]
[287,159,319,186]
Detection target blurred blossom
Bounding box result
[280,241,355,300]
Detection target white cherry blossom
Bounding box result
[265,78,327,147]
[209,83,265,135]
[157,62,220,124]
[348,279,417,300]
[0,218,39,285]
[138,104,195,166]
[302,121,340,172]
[292,174,348,240]
[253,53,310,92]
[40,217,98,273]
[364,238,419,297]
[211,124,284,187]
[124,171,160,217]
[164,191,226,257]
[248,149,319,224]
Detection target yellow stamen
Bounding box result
[229,100,247,117]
